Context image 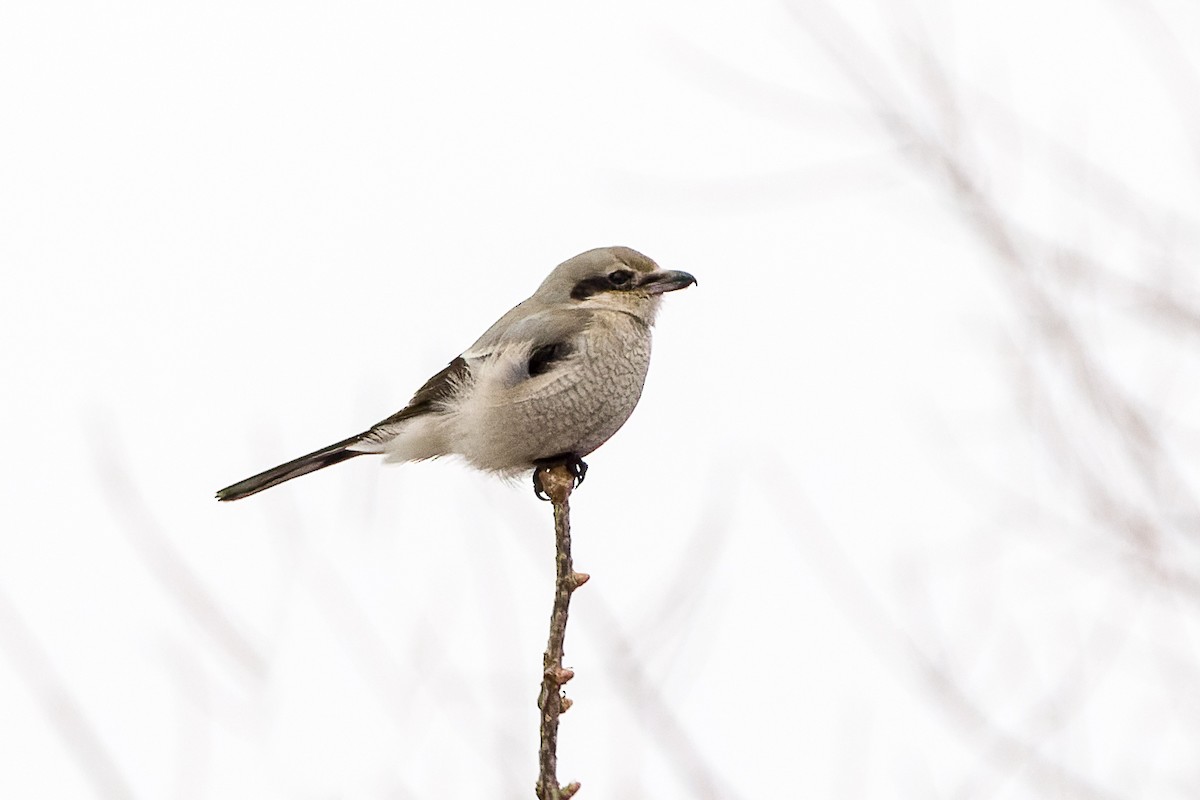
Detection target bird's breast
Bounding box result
[452,313,654,472]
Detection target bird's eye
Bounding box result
[608,270,634,286]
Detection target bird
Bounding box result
[216,246,696,502]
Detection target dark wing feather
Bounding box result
[527,342,573,377]
[373,356,469,427]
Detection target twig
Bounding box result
[534,465,589,800]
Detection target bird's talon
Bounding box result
[532,470,552,501]
[567,458,588,488]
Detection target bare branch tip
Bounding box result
[562,781,582,798]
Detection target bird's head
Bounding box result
[535,246,697,325]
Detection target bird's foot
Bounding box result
[532,454,588,501]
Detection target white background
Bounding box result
[2,1,1199,797]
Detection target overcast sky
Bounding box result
[3,1,1199,798]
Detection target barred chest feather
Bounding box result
[455,312,653,473]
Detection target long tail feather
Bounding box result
[216,435,368,501]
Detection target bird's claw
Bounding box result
[534,471,551,501]
[566,457,588,486]
[532,454,588,501]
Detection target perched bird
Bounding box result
[216,246,696,501]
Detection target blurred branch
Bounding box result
[274,486,517,791]
[754,455,1122,800]
[90,429,266,680]
[0,586,136,800]
[588,600,745,800]
[772,2,1200,793]
[786,0,1200,578]
[534,466,587,800]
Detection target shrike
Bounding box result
[216,246,696,501]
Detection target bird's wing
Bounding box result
[360,308,593,448]
[462,306,592,360]
[371,356,471,428]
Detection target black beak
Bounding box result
[639,270,698,295]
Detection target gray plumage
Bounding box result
[216,246,695,501]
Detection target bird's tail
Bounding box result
[216,435,368,501]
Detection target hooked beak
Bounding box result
[638,270,698,296]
